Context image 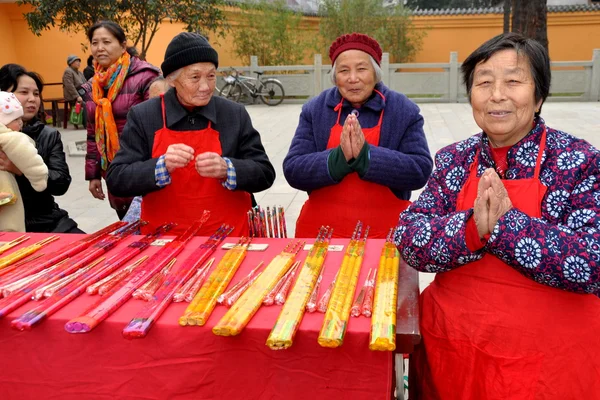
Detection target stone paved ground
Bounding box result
[57,101,600,289]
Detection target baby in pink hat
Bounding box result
[0,91,48,231]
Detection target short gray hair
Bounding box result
[330,55,382,86]
[166,68,182,82]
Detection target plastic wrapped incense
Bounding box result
[0,221,126,288]
[0,235,29,256]
[179,237,251,327]
[89,256,146,295]
[316,270,338,313]
[122,226,230,339]
[218,261,264,305]
[266,227,332,350]
[279,206,287,238]
[173,258,214,302]
[132,259,176,301]
[224,272,260,308]
[33,258,104,300]
[350,268,373,317]
[318,222,368,348]
[212,241,303,336]
[369,239,399,351]
[361,268,377,318]
[10,226,171,331]
[305,267,324,313]
[1,261,66,297]
[274,261,301,306]
[183,259,216,303]
[64,217,209,333]
[263,263,295,306]
[0,254,43,279]
[0,236,58,271]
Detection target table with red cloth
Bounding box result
[0,233,420,400]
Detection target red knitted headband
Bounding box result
[329,33,382,66]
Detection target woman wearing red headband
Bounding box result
[284,33,433,238]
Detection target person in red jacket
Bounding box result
[79,21,159,219]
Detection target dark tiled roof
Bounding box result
[412,4,600,16]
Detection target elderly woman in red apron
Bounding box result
[395,32,600,399]
[284,33,432,238]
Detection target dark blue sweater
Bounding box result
[283,82,433,200]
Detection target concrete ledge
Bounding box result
[67,140,86,157]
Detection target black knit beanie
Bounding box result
[161,32,219,78]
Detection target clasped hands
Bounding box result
[164,143,227,179]
[340,113,365,162]
[473,168,513,240]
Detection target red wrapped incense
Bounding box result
[218,261,264,305]
[33,259,104,300]
[173,258,214,302]
[306,267,325,313]
[89,257,146,295]
[0,254,44,280]
[361,268,377,318]
[317,270,339,313]
[122,225,231,339]
[132,259,177,301]
[0,221,126,287]
[65,216,208,333]
[1,261,66,297]
[183,257,218,302]
[351,268,372,317]
[275,261,301,305]
[0,236,58,271]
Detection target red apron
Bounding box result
[413,127,600,400]
[140,96,251,236]
[295,94,410,238]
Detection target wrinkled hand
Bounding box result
[350,116,365,159]
[165,143,194,173]
[195,152,227,179]
[89,179,105,200]
[0,150,22,176]
[487,171,513,232]
[340,115,354,162]
[473,169,493,238]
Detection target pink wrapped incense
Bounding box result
[1,260,68,297]
[361,268,377,318]
[32,258,105,300]
[275,261,301,305]
[0,223,138,319]
[132,259,176,301]
[65,216,209,333]
[351,268,373,317]
[0,221,126,288]
[89,256,147,295]
[173,258,215,302]
[317,270,339,313]
[122,225,231,339]
[218,261,264,305]
[306,266,325,313]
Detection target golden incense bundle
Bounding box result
[318,222,368,348]
[0,236,58,271]
[179,237,251,327]
[212,241,303,336]
[0,235,29,256]
[266,227,332,350]
[369,237,399,351]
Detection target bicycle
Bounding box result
[219,67,285,106]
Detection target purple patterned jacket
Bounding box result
[394,118,600,296]
[80,57,159,211]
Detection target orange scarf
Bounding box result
[92,51,130,170]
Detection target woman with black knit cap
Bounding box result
[106,32,275,236]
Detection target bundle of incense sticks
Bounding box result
[132,259,176,301]
[217,261,264,306]
[274,260,302,306]
[266,227,333,349]
[305,266,325,313]
[262,262,296,306]
[369,233,400,351]
[0,235,29,256]
[179,237,251,327]
[212,241,303,336]
[318,222,369,348]
[247,205,287,238]
[122,225,231,339]
[173,258,214,302]
[0,254,44,279]
[32,258,105,300]
[0,221,126,288]
[316,270,338,313]
[87,256,148,295]
[11,225,172,331]
[350,268,373,317]
[0,222,139,319]
[65,215,209,334]
[361,268,377,318]
[0,236,58,271]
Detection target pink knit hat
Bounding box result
[0,92,24,126]
[329,33,383,66]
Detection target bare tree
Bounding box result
[511,0,548,50]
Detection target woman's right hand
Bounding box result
[89,179,105,200]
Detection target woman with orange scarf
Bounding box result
[80,21,159,219]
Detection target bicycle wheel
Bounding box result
[258,80,285,106]
[221,83,242,103]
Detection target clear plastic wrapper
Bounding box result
[218,261,264,305]
[274,261,301,305]
[0,236,58,271]
[351,268,372,317]
[361,268,377,318]
[132,259,176,301]
[173,258,214,303]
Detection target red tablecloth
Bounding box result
[0,233,403,399]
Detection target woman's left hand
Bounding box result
[0,150,22,176]
[349,116,365,158]
[195,152,227,179]
[486,171,513,232]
